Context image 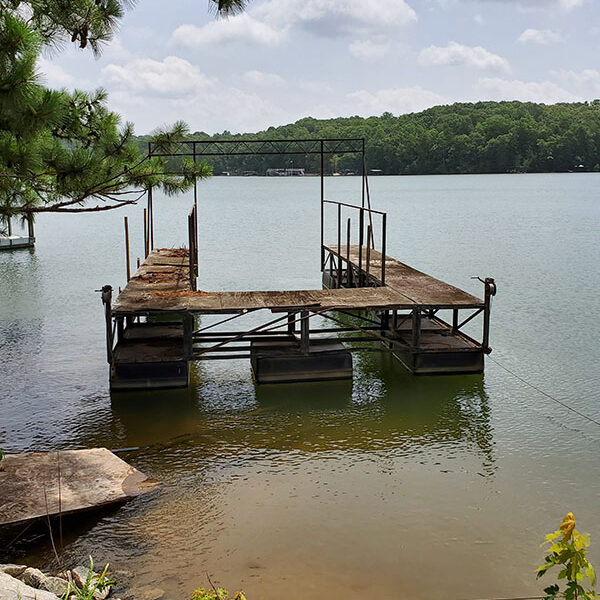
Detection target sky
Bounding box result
[38,0,600,135]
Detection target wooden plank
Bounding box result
[0,448,158,528]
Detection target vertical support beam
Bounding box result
[336,203,342,288]
[124,216,131,282]
[27,214,35,240]
[100,285,113,364]
[148,186,154,251]
[411,308,421,350]
[7,217,12,237]
[361,139,365,209]
[183,313,194,360]
[320,140,325,271]
[143,208,148,259]
[365,225,371,285]
[116,317,124,342]
[346,217,352,287]
[452,309,459,333]
[381,212,387,285]
[188,210,196,291]
[287,312,296,334]
[300,311,310,354]
[358,208,364,287]
[483,278,496,353]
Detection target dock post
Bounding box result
[346,218,352,287]
[452,309,459,333]
[337,203,342,288]
[381,212,386,285]
[27,214,35,241]
[482,278,496,353]
[358,208,364,286]
[300,311,309,354]
[100,285,113,364]
[365,225,371,285]
[143,208,148,258]
[320,140,324,271]
[411,308,421,350]
[148,186,154,251]
[288,312,296,334]
[183,313,194,359]
[124,216,131,282]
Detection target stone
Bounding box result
[20,566,47,588]
[125,585,165,600]
[70,565,111,600]
[40,575,70,597]
[0,564,27,578]
[0,572,60,600]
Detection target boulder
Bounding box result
[0,572,59,600]
[40,575,70,597]
[0,564,27,578]
[20,567,48,588]
[71,565,111,600]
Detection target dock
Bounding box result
[100,138,496,389]
[0,448,158,529]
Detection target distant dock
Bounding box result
[100,138,495,389]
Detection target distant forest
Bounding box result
[136,100,600,175]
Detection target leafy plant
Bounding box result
[61,556,115,600]
[191,587,247,600]
[537,512,598,600]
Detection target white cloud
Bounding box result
[555,69,600,95]
[477,77,581,102]
[474,14,485,24]
[518,28,562,44]
[243,70,284,86]
[348,39,391,59]
[558,0,587,9]
[347,87,449,116]
[37,57,75,87]
[254,0,416,37]
[419,41,511,72]
[101,56,216,98]
[171,14,284,47]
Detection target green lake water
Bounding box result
[1,173,599,599]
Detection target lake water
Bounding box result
[1,174,599,600]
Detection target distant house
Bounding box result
[266,168,305,176]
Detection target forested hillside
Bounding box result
[137,101,600,175]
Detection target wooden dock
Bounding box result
[0,448,158,529]
[100,137,495,388]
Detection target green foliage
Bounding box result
[61,557,115,600]
[538,513,599,600]
[0,0,249,222]
[163,100,600,176]
[191,588,247,600]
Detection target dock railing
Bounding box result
[323,200,387,287]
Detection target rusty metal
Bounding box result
[124,216,131,282]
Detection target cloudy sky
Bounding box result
[39,0,600,134]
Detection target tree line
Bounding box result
[136,100,600,175]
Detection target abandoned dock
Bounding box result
[100,139,496,389]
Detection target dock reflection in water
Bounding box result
[16,353,497,600]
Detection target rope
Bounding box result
[489,357,600,428]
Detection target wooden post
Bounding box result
[27,215,35,240]
[124,216,131,282]
[300,311,309,354]
[452,309,459,333]
[7,217,12,237]
[483,278,496,353]
[411,308,421,350]
[183,313,194,360]
[100,285,113,364]
[288,312,296,334]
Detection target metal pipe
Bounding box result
[143,208,148,258]
[346,217,352,287]
[148,186,154,250]
[483,278,496,353]
[381,212,387,285]
[124,216,131,282]
[358,208,364,286]
[365,225,371,284]
[320,140,324,271]
[337,203,342,288]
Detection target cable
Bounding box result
[489,357,600,428]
